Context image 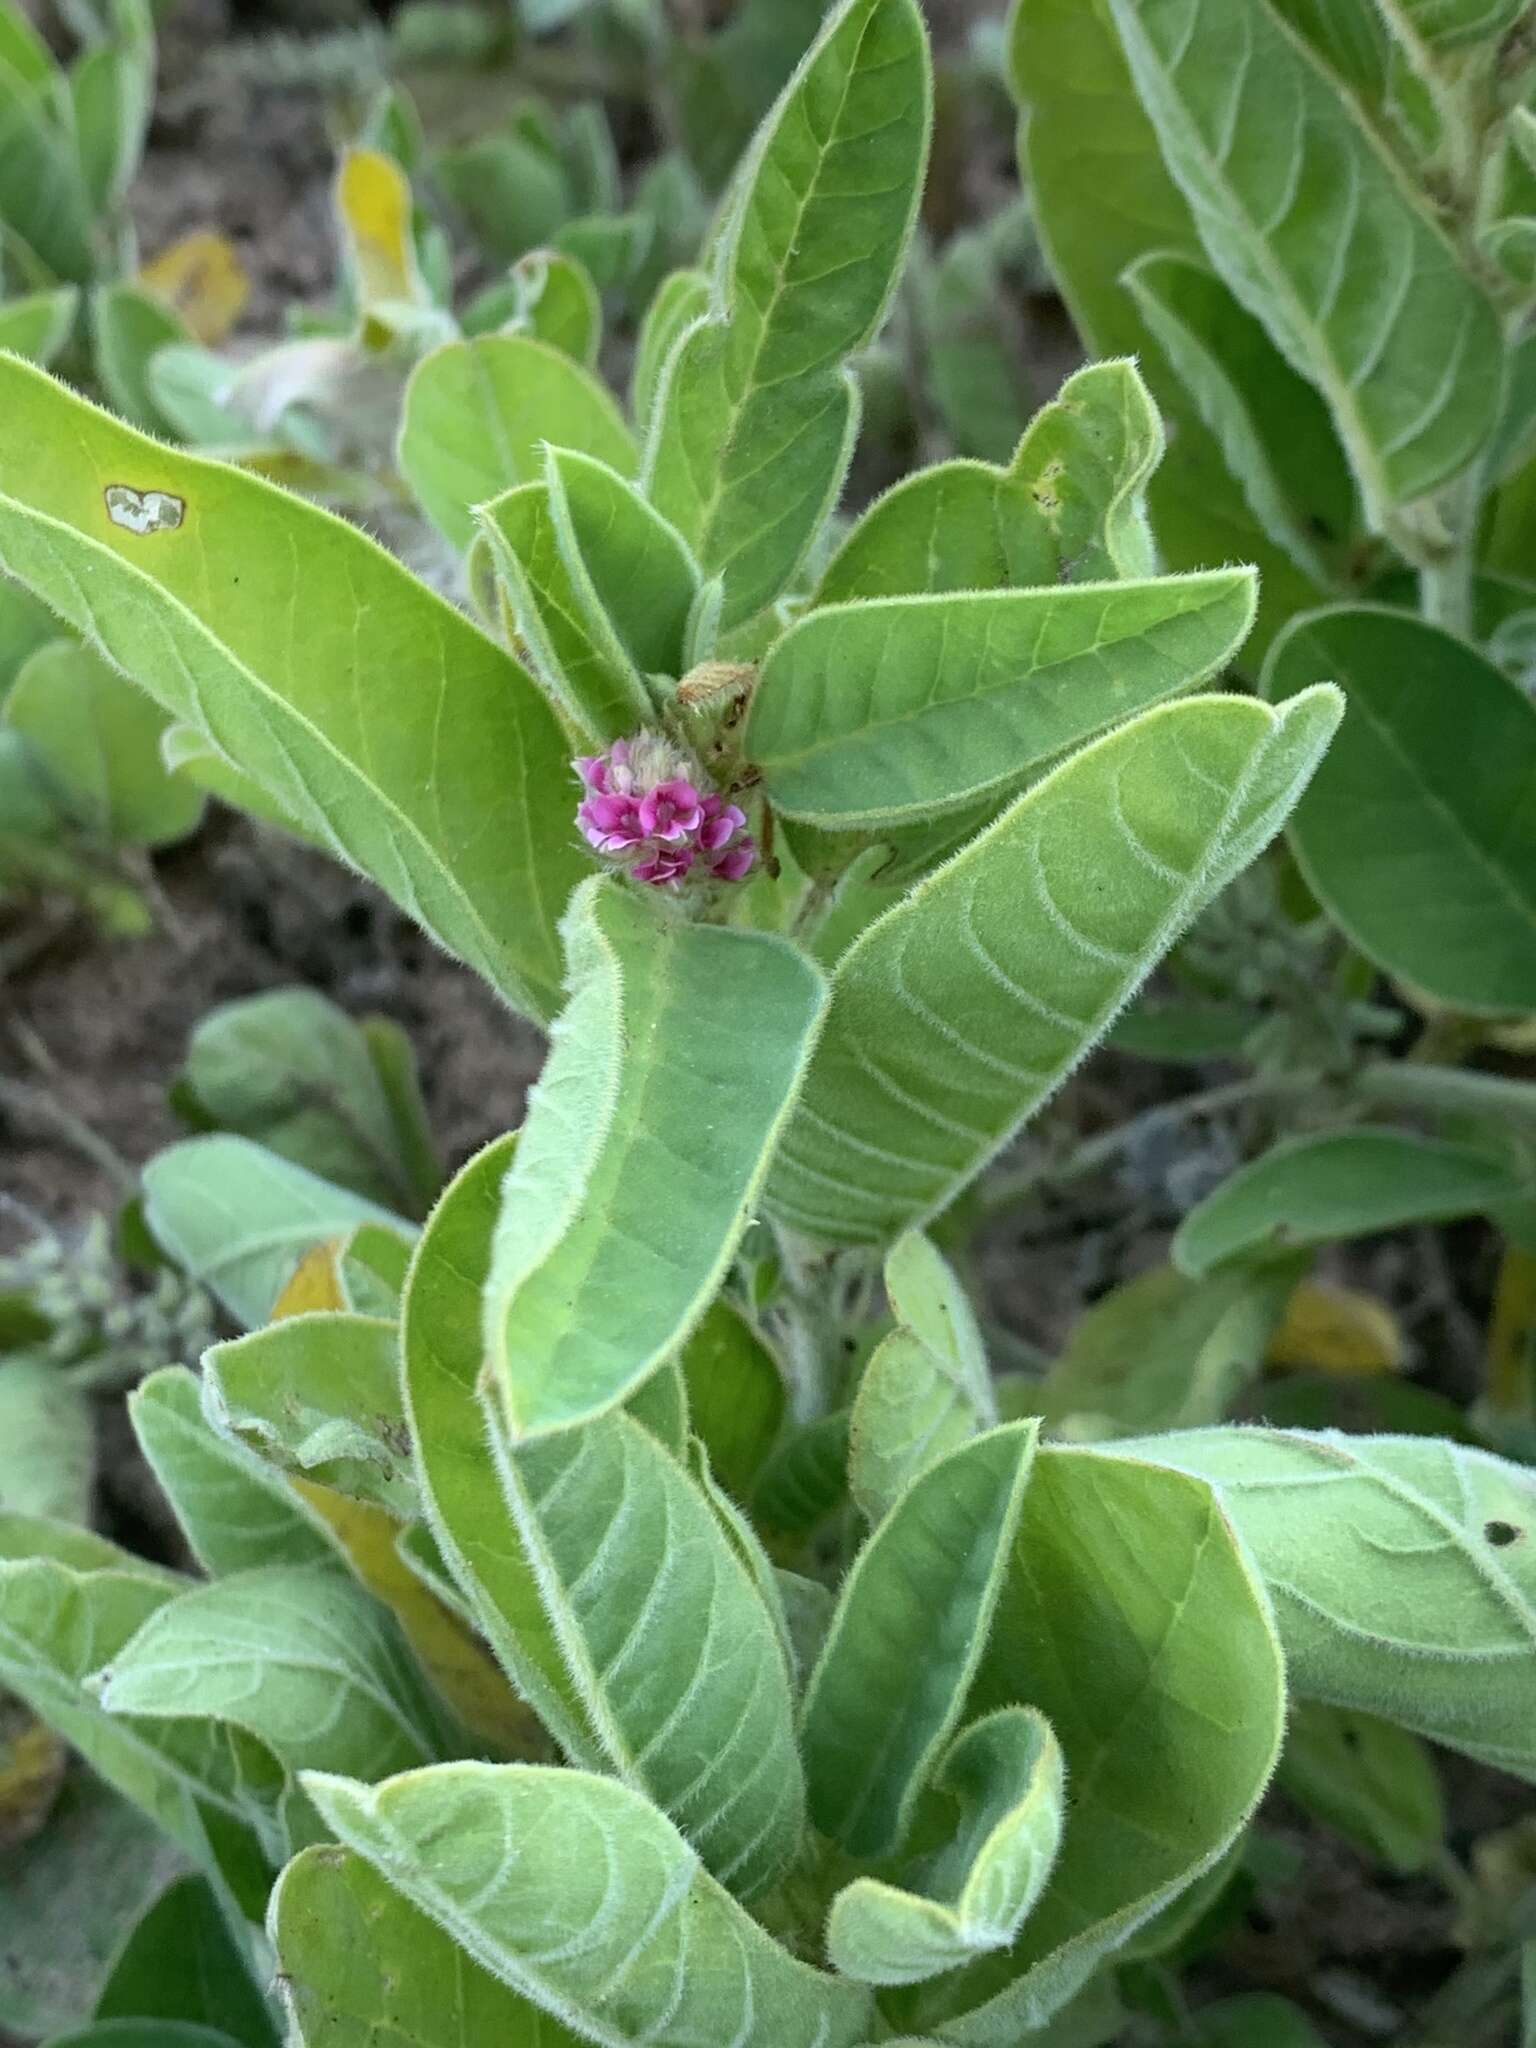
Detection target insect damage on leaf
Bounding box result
[103,484,185,534]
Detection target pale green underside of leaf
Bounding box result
[802,1423,1037,1859]
[748,568,1256,828]
[303,1763,874,2048]
[0,354,585,1022]
[912,1448,1284,2040]
[828,1706,1066,1985]
[1173,1128,1523,1277]
[96,1562,450,1783]
[767,687,1342,1244]
[271,1844,584,2046]
[1104,0,1503,512]
[1123,1428,1536,1781]
[129,1366,339,1577]
[485,878,828,1438]
[142,1135,409,1330]
[397,334,636,551]
[483,1404,805,1898]
[643,0,932,628]
[1263,605,1536,1015]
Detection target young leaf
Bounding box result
[1277,1700,1443,1874]
[484,878,827,1439]
[482,1404,806,1896]
[96,1563,452,1782]
[94,1873,280,2047]
[0,357,586,1022]
[748,569,1257,829]
[0,53,95,281]
[752,1408,853,1538]
[0,1356,93,1522]
[1125,251,1356,588]
[630,266,710,433]
[1264,605,1536,1014]
[679,1298,787,1501]
[849,1232,996,1524]
[911,1448,1285,2039]
[506,247,602,367]
[643,0,932,628]
[143,1136,410,1329]
[1125,1427,1536,1780]
[801,1423,1038,1859]
[545,446,700,684]
[1392,0,1527,48]
[768,688,1342,1244]
[303,1762,873,2047]
[4,638,203,847]
[271,1844,584,2047]
[397,335,635,551]
[177,989,433,1215]
[0,284,78,364]
[1173,1130,1523,1278]
[1104,0,1503,512]
[813,458,1059,607]
[827,1707,1065,1985]
[91,282,189,435]
[129,1367,337,1578]
[201,1316,414,1518]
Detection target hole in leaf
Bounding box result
[1484,1520,1523,1547]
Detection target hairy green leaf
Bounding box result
[0,54,95,280]
[1277,1700,1443,1874]
[644,0,931,628]
[1173,1129,1522,1277]
[749,568,1256,828]
[630,267,710,434]
[1104,0,1503,511]
[398,335,635,551]
[0,356,586,1021]
[546,447,699,684]
[1127,1427,1536,1781]
[768,688,1342,1244]
[679,1299,787,1501]
[828,1707,1065,1985]
[1264,605,1536,1014]
[802,1423,1037,1859]
[304,1763,872,2047]
[484,877,827,1438]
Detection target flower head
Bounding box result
[574,731,756,889]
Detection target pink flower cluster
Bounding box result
[575,734,756,889]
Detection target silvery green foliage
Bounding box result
[6,0,1536,2039]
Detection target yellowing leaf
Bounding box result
[0,1706,65,1852]
[270,1242,346,1320]
[290,1479,541,1762]
[139,231,250,346]
[1266,1279,1404,1378]
[335,149,425,313]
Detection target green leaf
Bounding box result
[95,1873,279,2047]
[828,1707,1065,1986]
[1125,251,1356,588]
[484,877,827,1439]
[202,1315,414,1518]
[545,446,700,685]
[1192,1995,1330,2048]
[270,1844,584,2047]
[97,1563,452,1781]
[402,1135,596,1764]
[812,458,1059,607]
[1264,604,1536,1014]
[303,1762,873,2047]
[434,133,571,267]
[679,1298,787,1501]
[669,0,827,192]
[43,2022,245,2047]
[0,571,57,693]
[0,54,95,281]
[910,1447,1285,2040]
[643,0,932,629]
[1039,1258,1302,1434]
[0,1355,94,1521]
[630,266,709,435]
[1173,1129,1522,1278]
[397,335,635,552]
[752,1408,852,1537]
[849,1231,996,1524]
[1276,1700,1443,1874]
[0,356,585,1022]
[129,1366,337,1577]
[0,283,77,363]
[177,989,433,1216]
[1007,0,1323,654]
[749,568,1256,829]
[505,246,601,367]
[802,1423,1037,1859]
[481,1404,806,1896]
[768,688,1342,1244]
[68,1,152,214]
[143,1136,410,1329]
[91,282,189,434]
[0,1768,184,2043]
[1392,0,1526,49]
[1124,1427,1536,1781]
[1104,0,1503,513]
[4,637,204,847]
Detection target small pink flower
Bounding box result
[572,733,756,890]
